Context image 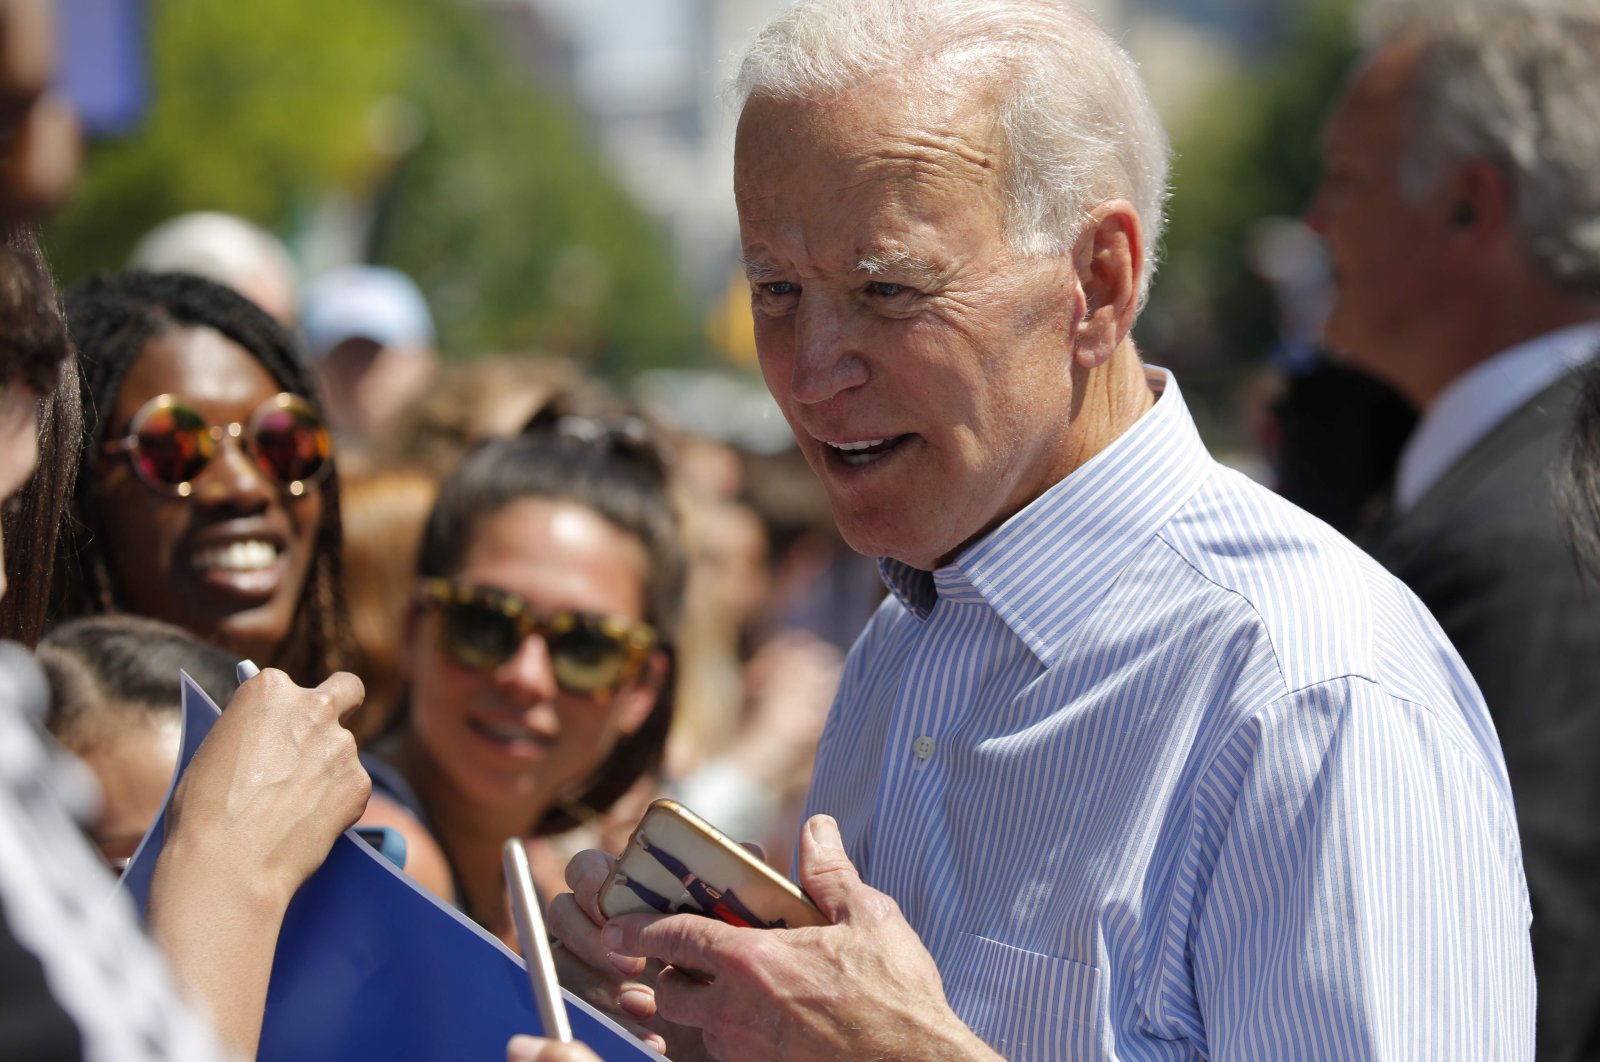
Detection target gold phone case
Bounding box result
[598,799,829,929]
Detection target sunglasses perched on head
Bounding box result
[418,578,657,696]
[103,393,332,497]
[522,408,670,483]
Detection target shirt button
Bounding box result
[913,735,935,761]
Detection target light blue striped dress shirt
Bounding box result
[805,369,1534,1060]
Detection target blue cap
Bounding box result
[300,265,435,358]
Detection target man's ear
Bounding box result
[1442,160,1511,242]
[1071,200,1144,368]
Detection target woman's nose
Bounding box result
[191,430,273,511]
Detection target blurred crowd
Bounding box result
[3,0,1600,1059]
[34,212,875,911]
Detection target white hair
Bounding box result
[733,0,1172,308]
[1358,0,1600,295]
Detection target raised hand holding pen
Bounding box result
[147,665,371,1056]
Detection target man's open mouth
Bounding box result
[823,435,911,467]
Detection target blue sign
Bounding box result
[121,674,658,1062]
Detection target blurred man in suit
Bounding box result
[1307,3,1600,1056]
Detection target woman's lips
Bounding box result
[467,717,555,761]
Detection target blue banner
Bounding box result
[120,673,659,1062]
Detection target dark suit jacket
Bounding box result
[1368,369,1600,1061]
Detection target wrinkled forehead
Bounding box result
[733,74,1007,209]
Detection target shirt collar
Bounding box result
[879,367,1215,662]
[1395,319,1600,512]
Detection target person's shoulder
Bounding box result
[1393,368,1585,541]
[1154,464,1433,689]
[1159,463,1388,610]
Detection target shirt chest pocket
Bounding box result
[943,932,1104,1061]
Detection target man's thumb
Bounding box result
[797,813,862,923]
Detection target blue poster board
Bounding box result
[121,674,659,1062]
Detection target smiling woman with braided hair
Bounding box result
[59,269,351,684]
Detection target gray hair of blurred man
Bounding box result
[1356,0,1600,296]
[733,0,1172,309]
[127,211,299,323]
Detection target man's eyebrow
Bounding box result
[854,250,942,286]
[741,255,784,281]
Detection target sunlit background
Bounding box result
[49,0,1358,463]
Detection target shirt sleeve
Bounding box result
[1175,676,1534,1060]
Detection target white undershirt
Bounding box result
[1394,320,1600,513]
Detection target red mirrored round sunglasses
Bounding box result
[102,393,332,498]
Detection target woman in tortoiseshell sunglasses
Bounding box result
[363,407,686,945]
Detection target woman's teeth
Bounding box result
[192,540,278,572]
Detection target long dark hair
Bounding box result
[59,270,351,683]
[0,226,78,647]
[413,407,686,833]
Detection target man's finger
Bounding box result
[609,911,740,978]
[564,849,616,920]
[548,892,617,969]
[795,814,863,923]
[652,965,722,1033]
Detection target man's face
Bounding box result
[1306,43,1456,403]
[735,83,1084,570]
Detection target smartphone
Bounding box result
[502,838,573,1043]
[598,799,829,930]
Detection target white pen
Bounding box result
[236,659,260,684]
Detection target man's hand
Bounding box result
[606,814,1001,1062]
[545,849,684,1058]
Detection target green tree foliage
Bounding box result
[371,0,703,372]
[1144,0,1357,411]
[46,0,406,281]
[44,0,704,375]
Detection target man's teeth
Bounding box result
[193,540,278,572]
[830,437,897,466]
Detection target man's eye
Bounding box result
[758,281,799,297]
[866,281,910,298]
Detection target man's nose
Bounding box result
[790,296,868,405]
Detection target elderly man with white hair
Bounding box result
[548,1,1535,1059]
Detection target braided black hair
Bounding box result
[59,270,352,684]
